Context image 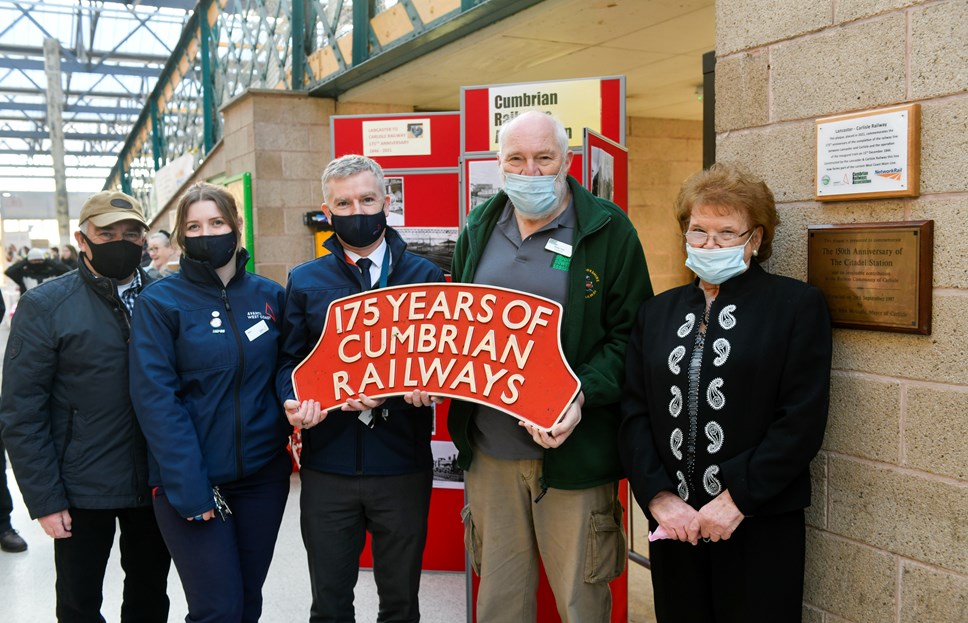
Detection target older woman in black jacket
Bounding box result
[619,163,832,623]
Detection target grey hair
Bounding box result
[497,111,569,158]
[148,232,171,246]
[321,154,385,204]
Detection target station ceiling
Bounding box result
[339,0,715,121]
[0,0,714,194]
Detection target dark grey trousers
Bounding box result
[300,467,433,623]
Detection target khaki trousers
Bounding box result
[464,449,626,623]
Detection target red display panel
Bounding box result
[331,112,461,169]
[584,129,629,213]
[359,398,466,572]
[383,172,459,228]
[330,111,466,575]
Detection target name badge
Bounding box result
[545,238,572,257]
[245,319,270,342]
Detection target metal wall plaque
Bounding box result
[807,221,933,334]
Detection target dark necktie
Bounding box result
[356,257,373,291]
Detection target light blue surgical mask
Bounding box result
[684,232,755,285]
[503,168,563,218]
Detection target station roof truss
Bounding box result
[0,0,193,185]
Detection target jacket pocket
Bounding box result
[461,504,483,576]
[583,498,627,584]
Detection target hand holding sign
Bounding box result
[519,391,584,448]
[292,283,581,431]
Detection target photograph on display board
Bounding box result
[590,147,615,202]
[396,227,458,273]
[468,159,502,211]
[583,129,629,211]
[431,440,464,489]
[384,176,405,226]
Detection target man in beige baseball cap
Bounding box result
[0,188,171,621]
[74,190,149,283]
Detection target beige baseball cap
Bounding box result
[79,191,148,228]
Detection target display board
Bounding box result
[331,112,461,272]
[331,111,464,572]
[461,76,626,154]
[583,129,629,212]
[460,77,630,623]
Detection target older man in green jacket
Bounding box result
[448,111,652,621]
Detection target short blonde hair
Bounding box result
[172,183,242,251]
[674,162,780,262]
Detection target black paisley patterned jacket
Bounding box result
[619,261,832,516]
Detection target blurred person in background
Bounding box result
[144,231,176,279]
[59,244,79,270]
[5,247,69,293]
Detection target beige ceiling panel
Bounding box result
[500,0,713,47]
[608,4,715,54]
[496,39,669,80]
[335,0,715,122]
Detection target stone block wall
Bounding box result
[627,116,700,294]
[715,1,968,621]
[220,90,335,285]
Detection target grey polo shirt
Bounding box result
[470,198,575,460]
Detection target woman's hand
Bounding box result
[648,491,700,545]
[186,509,216,522]
[284,399,324,429]
[691,489,744,542]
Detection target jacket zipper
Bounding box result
[539,214,611,493]
[221,288,246,480]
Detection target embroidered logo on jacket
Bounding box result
[584,268,600,299]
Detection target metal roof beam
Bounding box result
[1,162,112,169]
[0,130,127,140]
[0,86,144,99]
[0,149,119,156]
[0,58,162,78]
[0,102,143,115]
[0,44,173,65]
[0,172,107,179]
[100,0,197,10]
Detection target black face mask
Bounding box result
[80,233,144,280]
[331,212,387,249]
[182,232,238,268]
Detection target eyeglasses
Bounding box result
[683,228,753,247]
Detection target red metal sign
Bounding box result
[292,283,580,431]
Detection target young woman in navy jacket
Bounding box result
[130,182,290,623]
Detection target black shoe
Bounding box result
[0,529,27,553]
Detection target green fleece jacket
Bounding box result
[448,176,653,490]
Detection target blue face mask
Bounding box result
[503,168,563,218]
[684,233,754,285]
